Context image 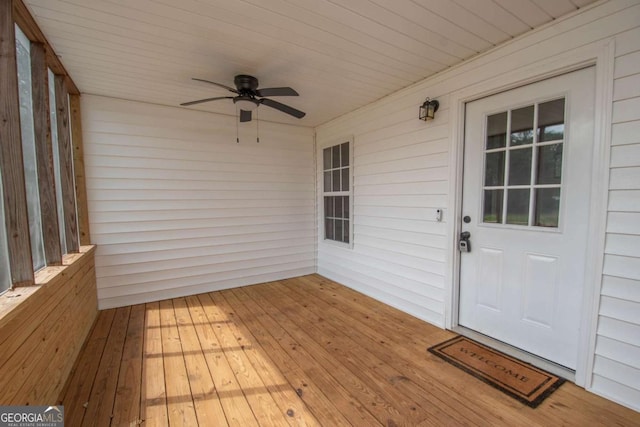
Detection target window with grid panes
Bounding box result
[323,141,351,244]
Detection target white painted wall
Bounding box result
[315,0,640,411]
[82,95,316,309]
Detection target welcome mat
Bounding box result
[428,336,565,408]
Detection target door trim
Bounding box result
[445,39,615,389]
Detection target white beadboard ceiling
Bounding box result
[25,0,598,127]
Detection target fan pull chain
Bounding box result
[256,109,260,143]
[236,106,240,143]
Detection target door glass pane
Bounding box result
[535,188,561,227]
[341,168,349,191]
[537,144,563,185]
[332,145,340,168]
[483,190,504,224]
[16,26,45,271]
[485,151,505,186]
[341,142,349,167]
[506,189,530,225]
[332,169,341,191]
[510,105,534,146]
[538,98,565,142]
[487,112,507,149]
[508,148,532,186]
[323,147,331,170]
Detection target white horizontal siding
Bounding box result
[596,11,640,409]
[83,95,315,308]
[316,0,640,410]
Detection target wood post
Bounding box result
[0,0,34,286]
[31,42,63,265]
[54,75,80,253]
[69,94,91,245]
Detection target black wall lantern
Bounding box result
[419,98,439,121]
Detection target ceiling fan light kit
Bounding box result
[233,97,259,111]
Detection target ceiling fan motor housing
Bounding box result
[234,75,259,94]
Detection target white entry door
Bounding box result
[459,67,595,370]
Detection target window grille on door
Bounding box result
[482,98,565,228]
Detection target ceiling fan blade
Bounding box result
[192,78,238,94]
[260,98,306,119]
[180,96,233,106]
[256,87,299,97]
[239,110,252,122]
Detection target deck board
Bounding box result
[60,274,640,426]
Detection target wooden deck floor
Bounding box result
[59,274,640,426]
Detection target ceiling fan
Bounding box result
[181,74,305,122]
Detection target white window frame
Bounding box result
[318,136,354,248]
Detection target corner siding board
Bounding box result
[83,95,315,308]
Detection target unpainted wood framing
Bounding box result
[70,95,91,246]
[54,75,80,253]
[30,41,63,265]
[0,0,34,286]
[0,0,85,287]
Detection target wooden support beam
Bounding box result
[69,95,90,245]
[30,42,62,265]
[0,0,34,286]
[12,0,79,95]
[54,75,79,253]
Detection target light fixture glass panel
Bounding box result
[235,99,258,111]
